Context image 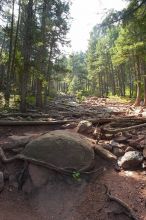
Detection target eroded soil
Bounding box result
[0,96,146,220]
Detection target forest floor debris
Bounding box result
[0,96,146,219]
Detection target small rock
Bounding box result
[28,164,50,188]
[113,136,128,143]
[17,116,24,120]
[93,127,101,139]
[118,151,143,170]
[103,144,113,152]
[113,147,125,157]
[125,146,135,152]
[0,171,4,191]
[110,140,119,147]
[142,160,146,169]
[118,143,127,150]
[62,123,77,129]
[142,112,146,117]
[77,120,93,134]
[103,133,114,140]
[138,135,145,139]
[98,140,105,144]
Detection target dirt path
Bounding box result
[0,97,146,220]
[0,154,145,220]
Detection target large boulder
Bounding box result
[118,151,143,170]
[22,130,94,172]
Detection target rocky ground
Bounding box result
[0,95,146,220]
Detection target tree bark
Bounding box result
[20,0,34,112]
[5,0,15,107]
[134,56,141,106]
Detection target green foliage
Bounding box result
[26,96,35,106]
[66,52,88,94]
[86,0,146,100]
[72,171,81,182]
[0,0,71,110]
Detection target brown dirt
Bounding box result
[0,125,146,220]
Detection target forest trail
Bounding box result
[1,0,146,218]
[0,96,146,220]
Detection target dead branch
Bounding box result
[0,113,50,118]
[0,120,76,126]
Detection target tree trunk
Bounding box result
[110,63,116,96]
[20,0,33,112]
[11,0,21,81]
[143,76,146,106]
[5,0,15,107]
[36,79,43,108]
[134,56,141,106]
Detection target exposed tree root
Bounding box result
[0,147,103,176]
[94,145,117,162]
[102,122,146,134]
[105,185,138,220]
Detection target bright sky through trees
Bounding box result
[67,0,127,52]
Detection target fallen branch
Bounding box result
[105,185,138,220]
[0,113,50,118]
[0,116,146,126]
[0,120,76,126]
